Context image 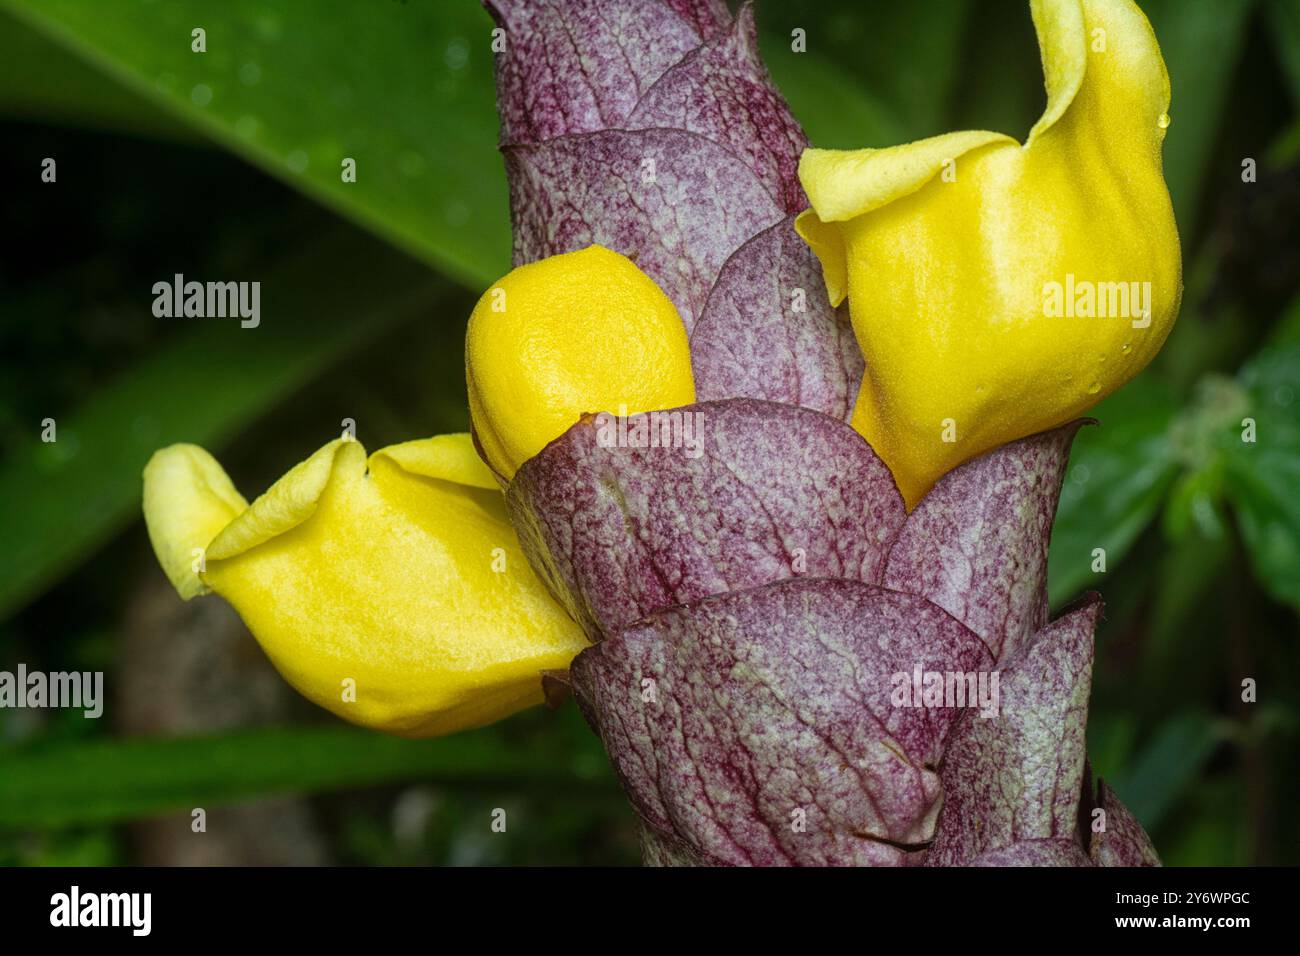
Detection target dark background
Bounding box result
[1,0,1297,865]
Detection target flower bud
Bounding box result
[466,245,696,480]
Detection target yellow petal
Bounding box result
[144,435,587,737]
[795,130,1015,308]
[796,130,1016,225]
[466,244,696,479]
[370,433,499,490]
[1025,0,1088,146]
[143,444,248,599]
[797,0,1181,509]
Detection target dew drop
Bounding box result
[1121,342,1133,355]
[1157,112,1171,130]
[1087,381,1101,395]
[445,37,470,71]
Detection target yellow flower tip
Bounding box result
[144,434,587,738]
[466,244,696,480]
[369,432,499,491]
[142,443,248,600]
[797,0,1181,509]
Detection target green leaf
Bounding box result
[1270,289,1300,346]
[0,0,509,287]
[1048,376,1182,607]
[1222,343,1300,609]
[951,2,1042,141]
[1141,0,1255,234]
[0,229,443,620]
[1109,710,1228,830]
[1158,775,1249,865]
[758,0,969,141]
[0,6,193,140]
[0,724,613,829]
[761,37,905,148]
[1267,0,1300,108]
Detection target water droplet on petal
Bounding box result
[1087,381,1102,395]
[1157,112,1171,130]
[1121,342,1133,355]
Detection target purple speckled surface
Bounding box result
[485,0,709,145]
[571,579,992,866]
[487,0,1152,868]
[692,216,863,421]
[1091,779,1162,866]
[506,398,905,641]
[626,6,807,213]
[505,129,784,332]
[966,839,1095,867]
[885,423,1087,662]
[490,0,831,376]
[924,597,1099,866]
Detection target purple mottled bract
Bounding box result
[571,580,993,866]
[485,0,857,408]
[484,0,1160,866]
[506,398,905,640]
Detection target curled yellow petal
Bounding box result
[796,0,1181,508]
[466,244,696,480]
[143,444,248,599]
[143,434,586,737]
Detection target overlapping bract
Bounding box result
[491,0,1160,866]
[487,0,862,422]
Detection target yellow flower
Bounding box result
[143,246,698,738]
[795,0,1182,508]
[466,244,696,480]
[143,434,586,737]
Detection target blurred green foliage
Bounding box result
[0,0,1296,866]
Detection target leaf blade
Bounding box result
[0,723,611,829]
[0,230,443,619]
